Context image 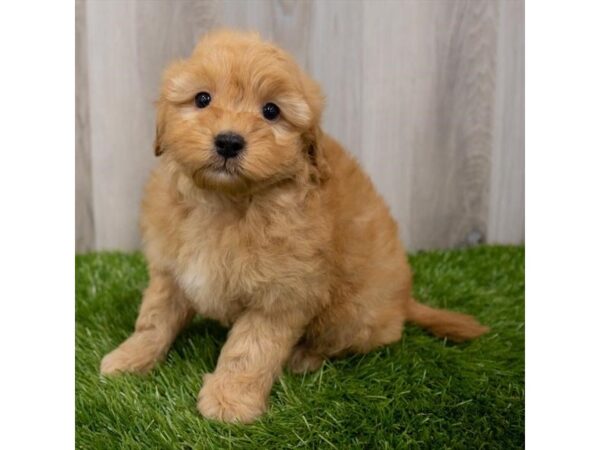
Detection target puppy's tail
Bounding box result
[406,298,489,342]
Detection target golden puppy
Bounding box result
[100,29,488,423]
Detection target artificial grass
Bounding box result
[76,245,524,449]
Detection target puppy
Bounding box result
[100,29,489,423]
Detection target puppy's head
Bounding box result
[154,29,327,194]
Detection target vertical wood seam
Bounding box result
[75,0,95,252]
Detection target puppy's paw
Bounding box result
[197,372,267,423]
[100,346,154,375]
[287,345,324,374]
[100,333,163,375]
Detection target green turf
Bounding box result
[76,245,524,449]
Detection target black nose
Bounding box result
[214,132,245,159]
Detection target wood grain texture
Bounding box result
[408,0,498,249]
[76,0,95,252]
[308,1,364,158]
[76,0,524,251]
[361,0,421,246]
[488,0,525,244]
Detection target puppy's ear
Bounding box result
[154,101,166,157]
[305,126,330,183]
[298,74,329,182]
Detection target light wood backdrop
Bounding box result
[76,0,524,252]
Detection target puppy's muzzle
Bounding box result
[214,132,245,159]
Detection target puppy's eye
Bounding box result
[194,92,211,108]
[262,102,280,121]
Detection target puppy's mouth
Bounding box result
[197,153,241,175]
[210,158,240,176]
[191,155,250,189]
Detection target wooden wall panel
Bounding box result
[75,0,95,251]
[488,0,525,244]
[76,0,524,252]
[408,0,498,249]
[308,1,364,158]
[361,0,426,246]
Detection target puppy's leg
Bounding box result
[100,270,194,375]
[288,296,407,374]
[197,310,305,423]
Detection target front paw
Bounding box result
[197,372,267,423]
[100,333,163,375]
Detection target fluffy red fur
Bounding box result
[100,29,489,423]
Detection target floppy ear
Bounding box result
[154,101,166,157]
[298,73,329,183]
[304,126,330,183]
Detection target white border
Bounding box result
[527,0,600,448]
[0,1,74,448]
[1,0,600,448]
